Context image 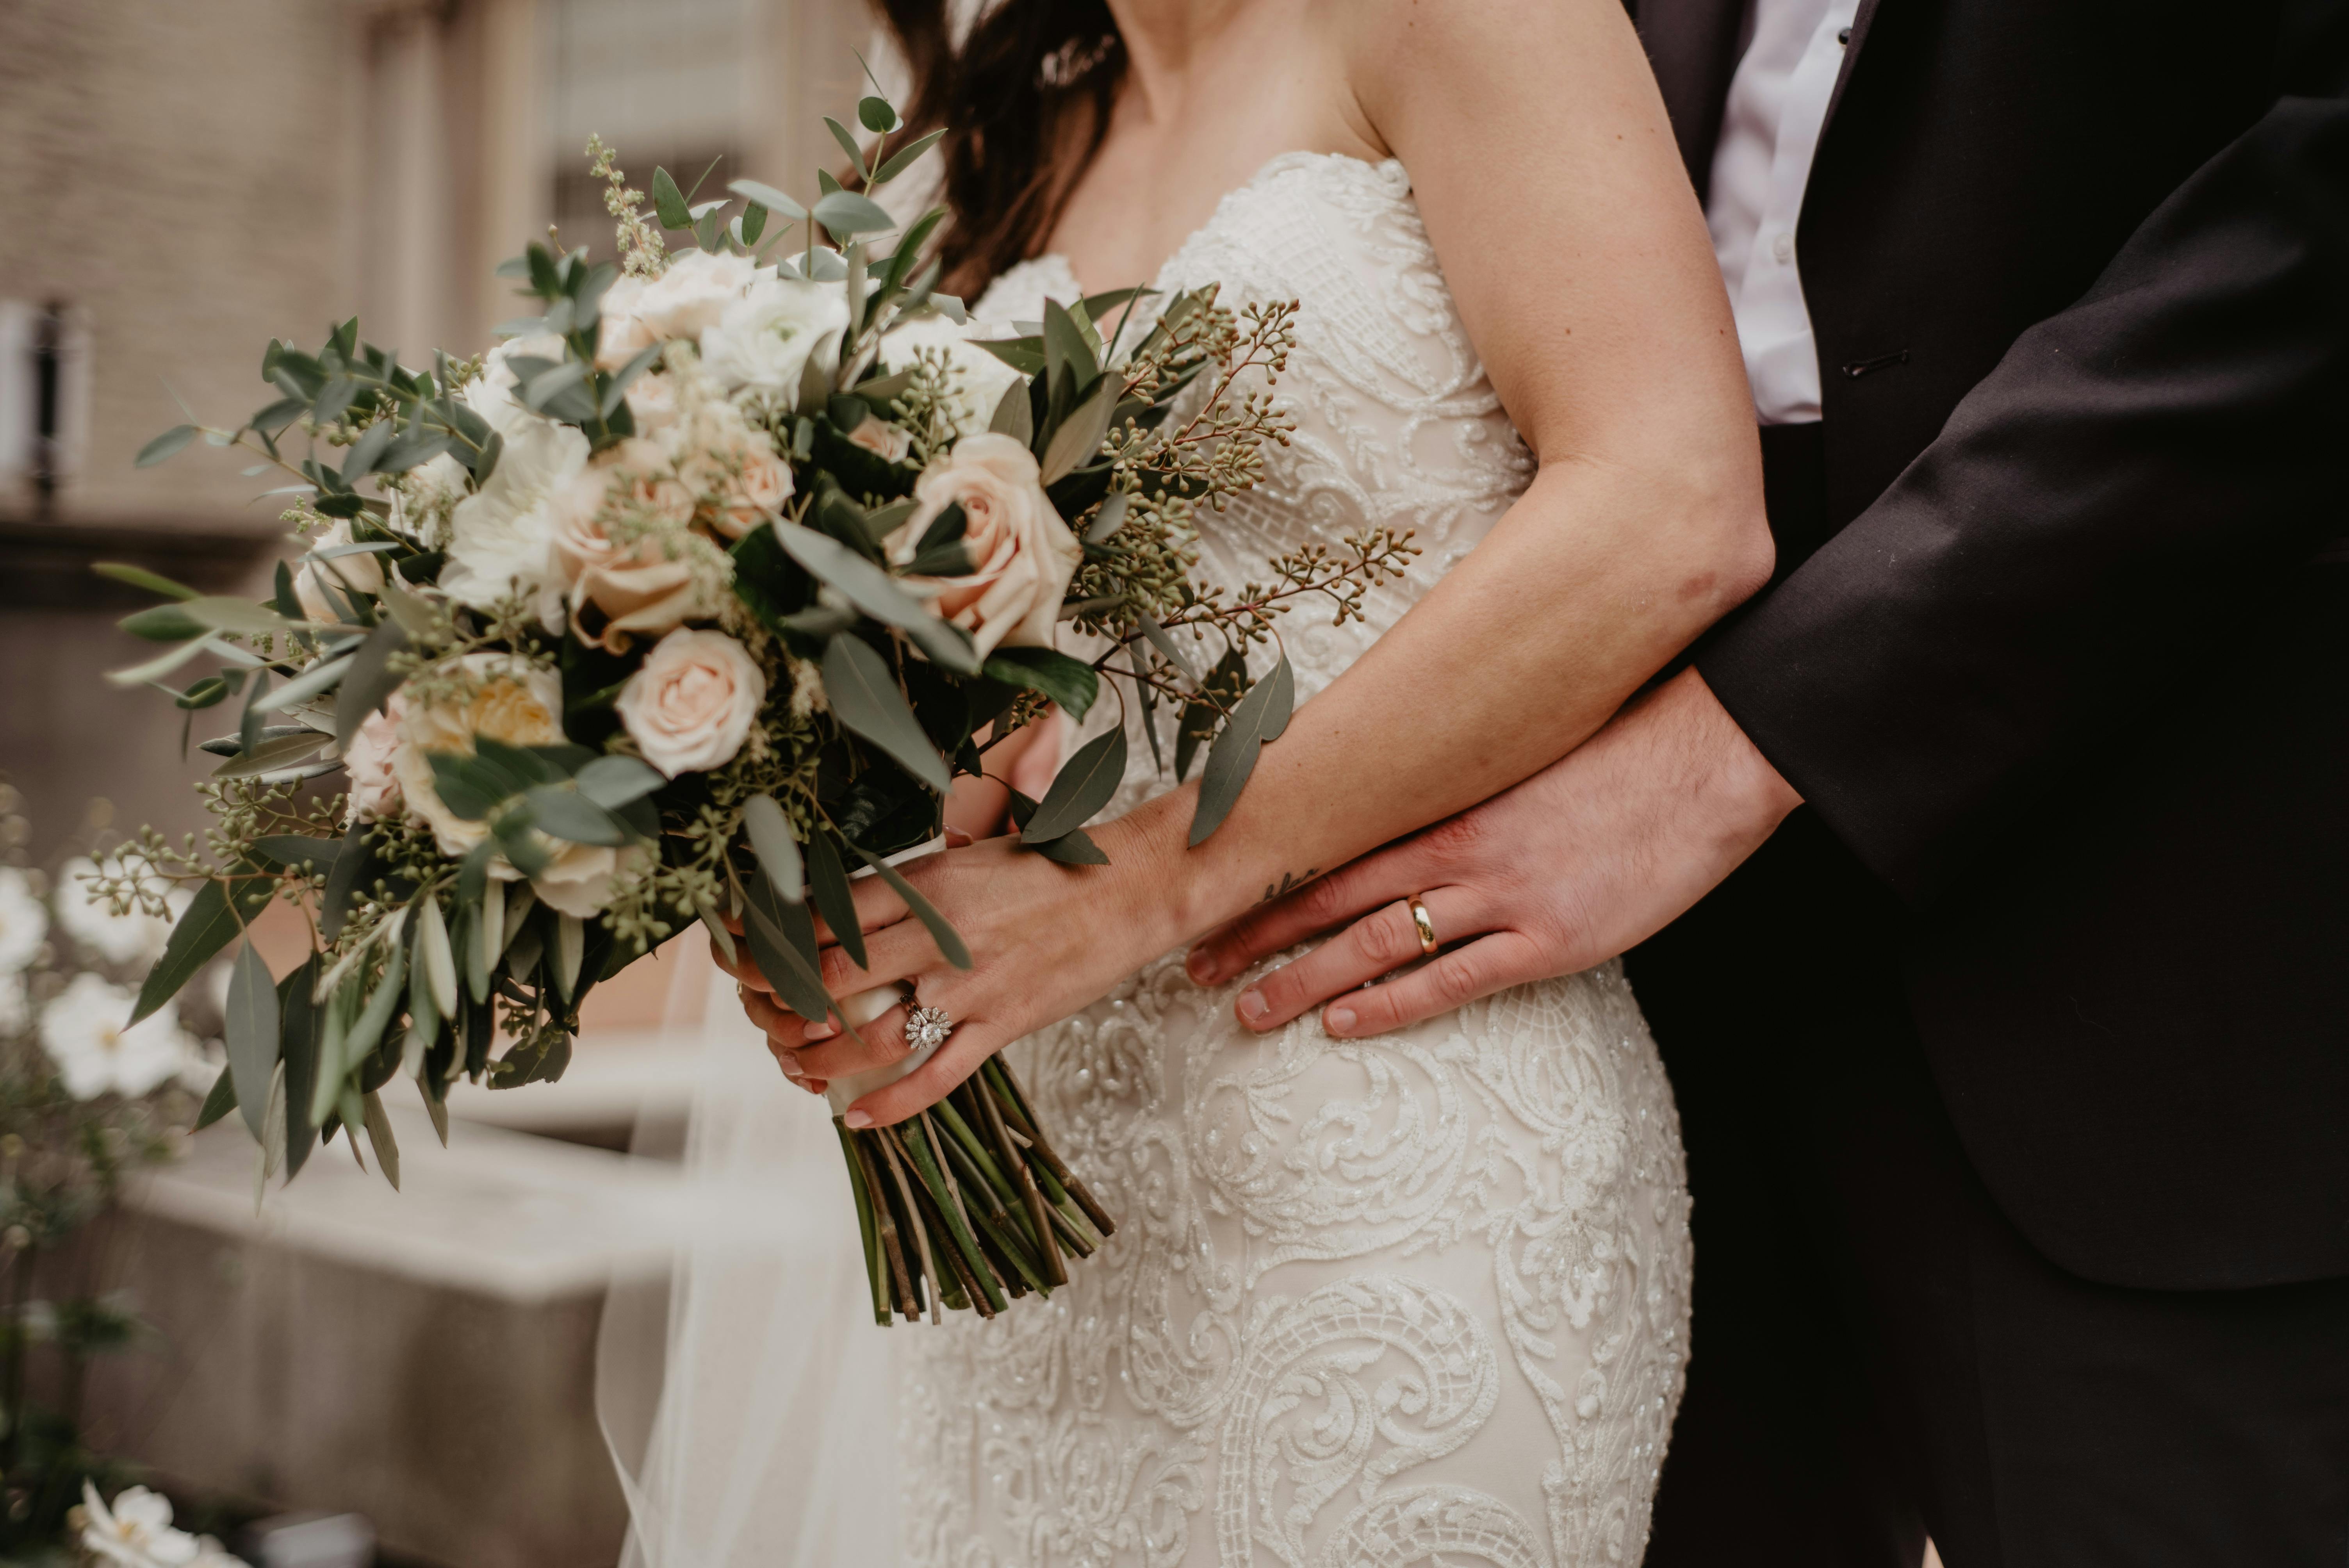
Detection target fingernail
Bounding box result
[804,1020,837,1042]
[1326,1007,1356,1035]
[779,1057,805,1080]
[843,1109,873,1129]
[1237,988,1267,1023]
[1185,947,1215,983]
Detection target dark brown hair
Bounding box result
[868,0,1127,298]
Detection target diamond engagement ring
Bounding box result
[904,1002,955,1053]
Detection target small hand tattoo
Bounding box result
[1261,869,1319,903]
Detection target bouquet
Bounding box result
[98,84,1414,1324]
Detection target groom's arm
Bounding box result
[1700,92,2349,905]
[1187,84,2349,1035]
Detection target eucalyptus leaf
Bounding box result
[985,645,1105,720]
[93,562,198,601]
[651,167,692,230]
[988,380,1034,445]
[803,827,866,971]
[194,1064,238,1131]
[210,731,328,781]
[362,1090,400,1190]
[743,794,806,903]
[728,178,807,221]
[848,843,971,970]
[334,619,410,743]
[824,634,952,794]
[1039,374,1117,485]
[257,652,354,712]
[1021,728,1125,843]
[225,939,280,1141]
[576,754,665,809]
[1085,491,1130,545]
[823,116,868,177]
[774,522,980,673]
[522,785,627,846]
[1134,611,1199,688]
[137,425,198,467]
[1188,653,1294,846]
[741,871,830,1023]
[872,128,946,186]
[857,95,898,133]
[133,868,272,1028]
[811,190,896,239]
[1035,826,1110,866]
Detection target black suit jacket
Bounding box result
[1629,0,2349,1288]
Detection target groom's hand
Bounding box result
[1185,669,1803,1036]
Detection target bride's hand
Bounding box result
[731,799,1194,1126]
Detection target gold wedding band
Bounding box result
[1406,895,1439,956]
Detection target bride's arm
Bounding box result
[750,0,1769,1122]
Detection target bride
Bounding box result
[651,0,1771,1562]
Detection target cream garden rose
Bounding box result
[341,697,406,822]
[884,433,1083,659]
[392,653,567,860]
[438,410,589,625]
[387,654,634,914]
[616,628,766,776]
[545,441,725,651]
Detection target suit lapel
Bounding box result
[1819,0,1882,141]
[1632,0,1750,193]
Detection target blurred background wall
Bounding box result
[0,0,873,858]
[0,3,875,1561]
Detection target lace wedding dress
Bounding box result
[898,152,1695,1568]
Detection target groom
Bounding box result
[1192,0,2349,1561]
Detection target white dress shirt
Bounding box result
[1706,0,1862,424]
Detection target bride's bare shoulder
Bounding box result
[1332,0,1669,152]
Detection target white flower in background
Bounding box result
[617,628,766,776]
[391,451,468,549]
[0,866,46,975]
[624,369,679,433]
[634,249,756,342]
[77,1480,248,1568]
[0,973,28,1037]
[177,1035,228,1097]
[392,653,565,861]
[438,411,590,625]
[700,274,849,405]
[39,974,194,1101]
[341,695,407,823]
[885,433,1084,659]
[880,311,1027,440]
[54,857,186,969]
[291,519,385,624]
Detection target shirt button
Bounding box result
[1772,232,1795,264]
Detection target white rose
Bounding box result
[625,369,679,434]
[635,249,756,342]
[439,411,590,624]
[292,520,385,623]
[391,654,566,862]
[464,333,567,437]
[883,433,1082,660]
[0,866,47,976]
[342,696,406,823]
[53,857,185,969]
[700,274,849,405]
[616,628,765,776]
[880,312,1027,440]
[39,973,195,1101]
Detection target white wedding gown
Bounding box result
[894,153,1696,1568]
